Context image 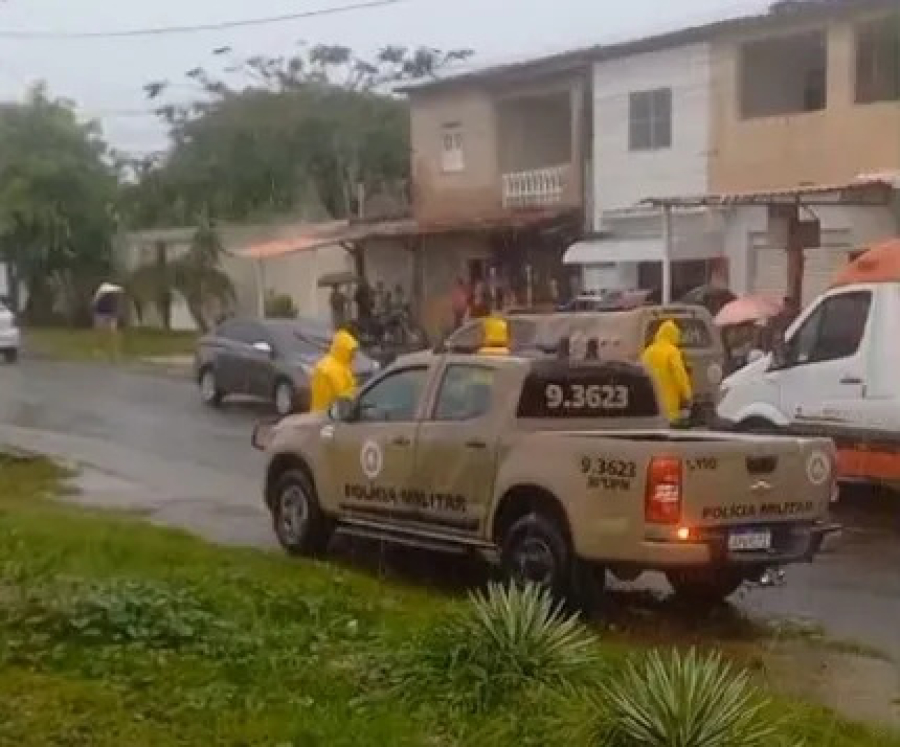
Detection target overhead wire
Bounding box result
[0,0,409,39]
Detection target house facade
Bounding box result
[566,40,726,298]
[398,56,591,333]
[709,0,900,304]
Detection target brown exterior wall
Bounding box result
[710,10,900,192]
[409,74,586,225]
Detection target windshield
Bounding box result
[645,317,712,349]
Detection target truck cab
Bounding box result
[718,281,900,488]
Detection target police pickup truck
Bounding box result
[253,350,836,605]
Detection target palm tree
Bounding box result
[173,218,235,332]
[128,217,234,333]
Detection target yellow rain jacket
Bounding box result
[478,316,510,355]
[310,330,359,412]
[641,319,693,422]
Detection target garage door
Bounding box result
[750,231,787,298]
[802,229,853,306]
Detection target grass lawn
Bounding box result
[1,454,898,747]
[24,327,198,363]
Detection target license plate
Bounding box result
[728,529,772,552]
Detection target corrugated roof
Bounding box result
[398,0,896,94]
[642,176,898,208]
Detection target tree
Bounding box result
[128,217,234,333]
[123,44,471,227]
[0,84,117,323]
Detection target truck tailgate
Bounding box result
[673,434,835,528]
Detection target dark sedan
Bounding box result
[194,317,380,415]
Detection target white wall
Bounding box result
[592,43,711,223]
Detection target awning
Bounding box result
[564,234,723,265]
[564,237,663,264]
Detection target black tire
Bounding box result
[198,366,224,407]
[666,568,747,605]
[271,468,333,556]
[273,378,297,417]
[500,512,596,609]
[2,349,18,364]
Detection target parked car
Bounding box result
[0,301,20,363]
[194,317,380,415]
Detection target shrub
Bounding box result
[392,583,601,714]
[594,648,781,747]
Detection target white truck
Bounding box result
[717,279,900,490]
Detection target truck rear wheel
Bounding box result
[499,512,603,611]
[271,469,332,556]
[666,569,746,605]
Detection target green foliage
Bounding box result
[121,45,470,227]
[0,456,896,747]
[590,648,781,747]
[0,84,118,323]
[392,582,602,713]
[265,291,299,319]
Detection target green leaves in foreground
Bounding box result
[392,582,601,714]
[597,648,780,747]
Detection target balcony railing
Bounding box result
[502,165,569,209]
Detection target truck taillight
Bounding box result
[646,456,682,525]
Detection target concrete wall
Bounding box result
[592,43,712,221]
[710,9,900,191]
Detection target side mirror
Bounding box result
[328,397,355,422]
[252,341,274,357]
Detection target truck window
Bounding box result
[645,317,711,349]
[789,291,871,365]
[357,367,429,422]
[432,364,496,421]
[517,363,660,418]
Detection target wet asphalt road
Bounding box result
[0,359,898,659]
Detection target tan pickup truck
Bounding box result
[253,351,836,605]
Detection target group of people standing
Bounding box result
[329,280,407,332]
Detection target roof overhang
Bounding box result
[564,233,723,265]
[642,176,898,209]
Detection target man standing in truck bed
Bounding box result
[641,319,693,423]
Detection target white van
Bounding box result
[0,301,19,363]
[717,281,900,488]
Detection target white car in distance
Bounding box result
[0,302,20,363]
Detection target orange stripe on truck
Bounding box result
[837,446,900,482]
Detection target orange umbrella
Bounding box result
[832,237,900,288]
[713,294,782,327]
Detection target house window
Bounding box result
[856,16,900,103]
[628,88,672,151]
[441,124,464,172]
[739,30,828,117]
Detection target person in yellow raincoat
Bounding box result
[641,319,693,423]
[478,315,510,355]
[310,329,359,412]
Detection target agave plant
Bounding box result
[600,648,780,747]
[393,582,601,713]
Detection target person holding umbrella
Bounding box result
[93,282,124,361]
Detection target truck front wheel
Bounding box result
[666,569,747,605]
[271,469,333,556]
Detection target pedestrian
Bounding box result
[329,284,347,331]
[92,282,122,362]
[641,319,693,423]
[310,329,359,412]
[470,280,489,318]
[478,315,510,356]
[451,277,468,330]
[354,280,373,326]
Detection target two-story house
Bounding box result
[564,32,727,301]
[562,0,899,306]
[709,0,900,304]
[398,54,592,331]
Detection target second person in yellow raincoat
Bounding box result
[641,319,693,423]
[310,329,359,412]
[478,316,510,355]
